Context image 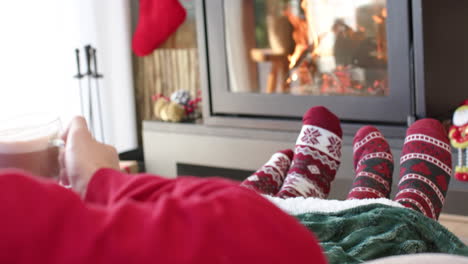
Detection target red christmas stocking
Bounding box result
[132,0,187,56]
[240,149,294,195]
[277,106,342,198]
[394,119,452,220]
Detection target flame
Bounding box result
[302,0,318,46]
[286,0,335,69]
[288,45,307,69]
[283,2,388,95]
[381,8,387,18]
[372,15,384,24]
[373,8,387,24]
[287,16,307,67]
[373,8,387,60]
[285,0,310,69]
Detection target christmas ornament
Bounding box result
[170,90,191,105]
[152,90,202,123]
[449,99,468,181]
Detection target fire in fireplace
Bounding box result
[285,0,388,96]
[247,0,390,97]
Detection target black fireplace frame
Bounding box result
[196,0,428,136]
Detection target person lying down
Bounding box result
[0,107,467,264]
[241,106,468,264]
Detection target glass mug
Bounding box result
[0,114,69,187]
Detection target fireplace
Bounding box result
[142,0,468,214]
[194,0,468,132]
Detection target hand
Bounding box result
[59,116,120,195]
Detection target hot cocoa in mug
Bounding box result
[0,114,63,179]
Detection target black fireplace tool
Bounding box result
[73,45,106,143]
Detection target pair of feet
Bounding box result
[241,107,452,220]
[242,107,343,199]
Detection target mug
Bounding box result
[0,114,66,185]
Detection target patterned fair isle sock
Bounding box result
[347,126,394,199]
[277,106,342,198]
[394,119,452,220]
[240,149,294,195]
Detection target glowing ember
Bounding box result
[382,8,387,18]
[291,73,298,82]
[372,15,384,24]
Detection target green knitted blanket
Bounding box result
[295,204,468,264]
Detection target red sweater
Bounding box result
[0,168,327,264]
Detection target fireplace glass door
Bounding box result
[203,0,413,123]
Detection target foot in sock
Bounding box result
[394,118,452,220]
[240,149,294,195]
[347,126,394,199]
[277,106,342,198]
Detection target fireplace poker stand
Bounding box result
[73,45,106,143]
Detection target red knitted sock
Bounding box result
[347,126,394,200]
[277,106,342,198]
[132,0,187,56]
[240,149,294,195]
[394,119,452,220]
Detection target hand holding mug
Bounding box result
[60,116,120,195]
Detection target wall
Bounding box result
[415,0,468,119]
[76,0,138,152]
[0,1,81,122]
[0,0,138,153]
